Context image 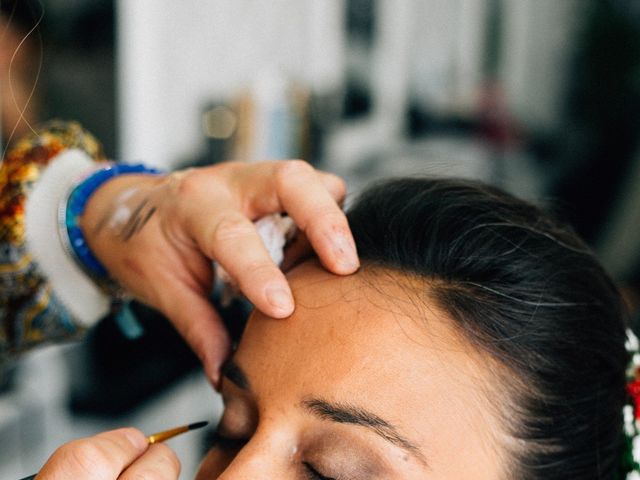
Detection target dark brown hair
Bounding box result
[347,178,627,479]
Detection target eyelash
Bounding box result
[211,428,338,479]
[303,461,337,480]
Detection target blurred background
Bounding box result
[1,0,639,477]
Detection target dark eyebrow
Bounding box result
[302,397,428,467]
[221,359,250,390]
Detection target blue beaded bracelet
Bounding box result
[63,163,163,279]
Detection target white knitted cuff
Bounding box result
[25,149,110,327]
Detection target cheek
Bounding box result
[196,449,238,479]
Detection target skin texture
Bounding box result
[197,261,505,479]
[81,161,359,385]
[34,260,505,479]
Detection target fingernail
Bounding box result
[210,372,221,391]
[265,285,294,316]
[203,354,223,390]
[333,234,359,271]
[125,429,148,450]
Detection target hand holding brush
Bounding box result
[19,421,208,480]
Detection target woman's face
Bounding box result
[197,261,505,479]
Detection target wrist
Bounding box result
[81,173,164,241]
[64,164,163,280]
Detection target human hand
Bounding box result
[81,160,358,385]
[34,428,179,479]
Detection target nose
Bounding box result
[216,435,293,479]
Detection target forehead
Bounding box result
[235,261,504,477]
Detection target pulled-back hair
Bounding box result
[347,178,627,479]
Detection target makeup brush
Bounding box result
[146,421,208,444]
[18,421,208,480]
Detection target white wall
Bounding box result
[117,0,346,169]
[408,0,488,116]
[116,0,583,169]
[500,0,582,131]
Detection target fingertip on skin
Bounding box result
[205,356,223,390]
[334,260,361,276]
[211,372,222,391]
[162,290,232,389]
[328,232,360,274]
[318,255,359,278]
[264,284,295,318]
[200,334,232,389]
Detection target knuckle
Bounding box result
[246,260,277,277]
[200,161,244,187]
[212,215,252,244]
[328,174,347,199]
[172,165,238,204]
[175,169,203,197]
[275,160,314,187]
[235,261,279,290]
[210,160,243,175]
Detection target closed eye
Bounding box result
[303,461,337,480]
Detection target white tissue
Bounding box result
[215,214,296,304]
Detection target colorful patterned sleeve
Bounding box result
[0,120,106,375]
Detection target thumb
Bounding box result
[160,285,232,387]
[36,428,147,479]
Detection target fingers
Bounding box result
[316,170,347,205]
[170,160,356,325]
[271,161,358,275]
[36,430,179,480]
[37,428,147,479]
[195,211,295,319]
[228,160,356,274]
[120,443,180,480]
[159,283,232,386]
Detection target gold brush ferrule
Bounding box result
[146,421,208,444]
